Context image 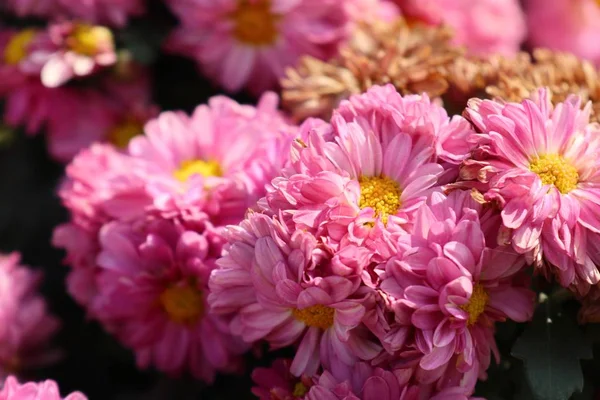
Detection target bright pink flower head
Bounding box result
[526,0,600,65]
[40,22,117,88]
[397,0,526,56]
[379,190,535,384]
[127,93,297,227]
[0,376,86,400]
[251,358,314,399]
[166,0,351,94]
[462,88,600,293]
[0,253,60,378]
[209,212,381,377]
[92,218,248,381]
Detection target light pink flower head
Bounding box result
[526,0,600,65]
[127,93,297,227]
[92,218,248,381]
[0,377,86,400]
[0,253,60,378]
[462,88,600,293]
[396,0,526,56]
[378,190,535,385]
[165,0,352,94]
[40,22,117,88]
[209,212,381,377]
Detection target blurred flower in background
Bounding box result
[0,376,86,400]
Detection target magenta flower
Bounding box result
[0,377,86,400]
[40,22,117,88]
[92,218,248,381]
[526,0,600,65]
[165,0,351,94]
[462,88,600,292]
[379,191,535,384]
[0,253,60,378]
[209,212,381,376]
[251,358,314,399]
[396,0,526,56]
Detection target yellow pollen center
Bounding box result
[292,305,335,330]
[4,29,37,65]
[359,176,401,224]
[529,154,579,194]
[108,119,143,148]
[230,0,280,46]
[293,382,308,397]
[160,282,204,325]
[461,284,489,326]
[173,159,223,182]
[67,24,113,56]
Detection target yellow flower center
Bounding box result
[67,24,113,56]
[359,176,402,224]
[108,119,143,148]
[461,284,489,326]
[4,29,37,65]
[529,154,579,194]
[293,382,309,397]
[173,159,223,182]
[292,305,335,330]
[160,282,204,325]
[230,0,280,46]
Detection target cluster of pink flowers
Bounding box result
[0,253,59,379]
[0,376,86,400]
[206,85,536,398]
[165,0,399,94]
[0,22,157,162]
[53,93,299,381]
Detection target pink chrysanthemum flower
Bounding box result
[209,212,381,376]
[395,0,526,56]
[41,22,117,88]
[263,85,473,259]
[165,0,352,94]
[0,376,86,400]
[462,88,600,292]
[0,253,60,378]
[251,358,314,399]
[126,93,296,227]
[379,190,535,383]
[92,218,248,381]
[525,0,600,65]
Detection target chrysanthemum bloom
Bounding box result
[251,358,314,399]
[462,88,600,292]
[526,0,600,66]
[0,376,86,400]
[265,85,473,258]
[93,218,248,381]
[41,22,117,88]
[0,253,60,377]
[209,212,381,376]
[395,0,526,56]
[126,93,297,227]
[165,0,353,94]
[379,191,535,385]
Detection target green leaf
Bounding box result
[512,296,592,400]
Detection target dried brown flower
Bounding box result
[281,18,463,120]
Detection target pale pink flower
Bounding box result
[41,22,117,88]
[251,358,314,400]
[93,218,248,381]
[526,0,600,65]
[396,0,526,56]
[209,212,381,377]
[127,93,297,227]
[0,253,60,378]
[166,0,351,94]
[462,88,600,292]
[379,191,535,384]
[0,376,86,400]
